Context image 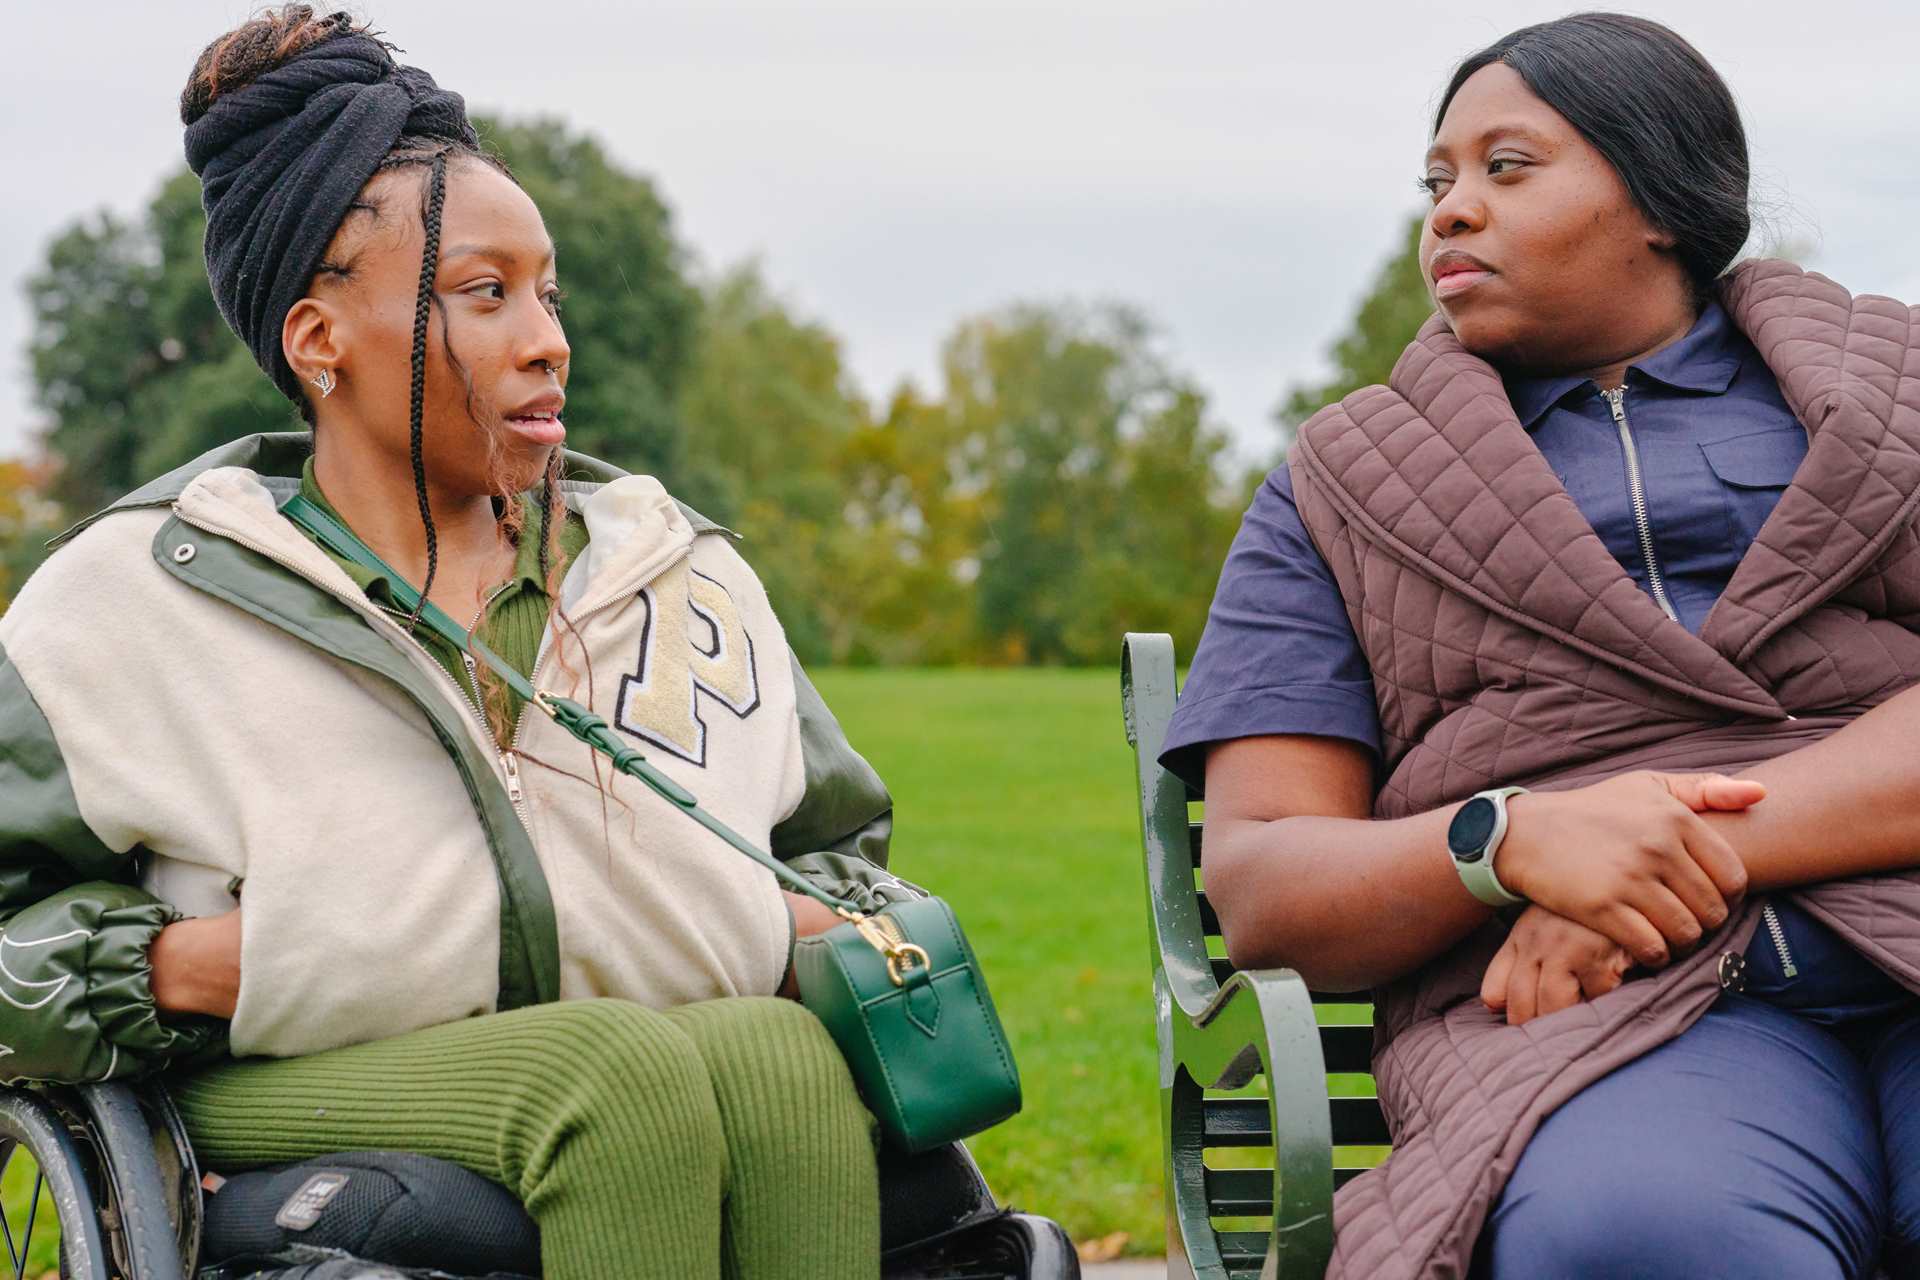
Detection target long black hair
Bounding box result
[1436,13,1751,295]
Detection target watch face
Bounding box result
[1448,797,1499,862]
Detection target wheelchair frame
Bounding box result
[0,1080,198,1279]
[0,1078,1077,1280]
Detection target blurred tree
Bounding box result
[824,383,984,665]
[25,170,253,514]
[709,299,1243,667]
[675,262,870,663]
[949,305,1147,664]
[0,458,63,614]
[1275,213,1433,439]
[24,117,1246,665]
[924,304,1241,664]
[1056,383,1245,663]
[26,118,698,514]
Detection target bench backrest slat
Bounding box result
[1318,1024,1374,1074]
[1200,1097,1272,1147]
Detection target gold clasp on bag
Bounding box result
[885,944,932,987]
[838,908,933,987]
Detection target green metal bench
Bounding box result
[1121,632,1388,1280]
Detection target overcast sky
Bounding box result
[9,1,1920,465]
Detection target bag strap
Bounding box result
[278,493,860,917]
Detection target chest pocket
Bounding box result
[1701,427,1807,548]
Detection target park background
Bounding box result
[4,0,1920,1265]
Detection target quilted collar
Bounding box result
[1292,259,1920,716]
[1705,263,1920,662]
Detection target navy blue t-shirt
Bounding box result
[1161,301,1809,790]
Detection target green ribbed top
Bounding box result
[295,458,590,734]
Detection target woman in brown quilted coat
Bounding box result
[1163,13,1920,1280]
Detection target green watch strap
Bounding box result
[1453,786,1528,908]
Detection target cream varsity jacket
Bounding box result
[0,434,908,1077]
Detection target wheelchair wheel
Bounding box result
[69,1085,197,1280]
[883,1210,1081,1280]
[0,1088,109,1280]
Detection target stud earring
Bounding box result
[311,369,337,398]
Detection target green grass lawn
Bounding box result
[812,667,1166,1254]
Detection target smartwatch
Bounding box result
[1447,786,1529,907]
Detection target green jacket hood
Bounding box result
[48,432,732,551]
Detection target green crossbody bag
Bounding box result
[279,495,1022,1152]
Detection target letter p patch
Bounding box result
[612,564,760,766]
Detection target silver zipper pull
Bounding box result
[1599,384,1681,624]
[502,752,524,804]
[1761,902,1798,978]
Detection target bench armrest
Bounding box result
[1123,632,1218,1017]
[1168,968,1335,1279]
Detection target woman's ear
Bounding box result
[283,298,342,391]
[1647,225,1679,252]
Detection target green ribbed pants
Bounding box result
[170,997,880,1279]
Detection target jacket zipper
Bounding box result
[448,585,517,797]
[403,567,639,819]
[1598,387,1798,722]
[496,568,673,824]
[1600,386,1680,624]
[374,588,527,811]
[373,587,510,730]
[384,562,668,826]
[176,506,686,832]
[1761,902,1799,979]
[375,579,624,828]
[172,508,535,832]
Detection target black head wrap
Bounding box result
[183,31,478,400]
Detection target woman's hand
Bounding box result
[1482,905,1632,1025]
[1494,771,1760,967]
[148,909,242,1020]
[779,892,843,999]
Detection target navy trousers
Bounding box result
[1476,901,1920,1279]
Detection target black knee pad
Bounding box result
[209,1263,413,1280]
[199,1150,538,1279]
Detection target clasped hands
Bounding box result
[1479,771,1763,1026]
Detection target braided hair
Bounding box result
[184,9,636,866]
[402,147,449,625]
[184,8,574,729]
[370,133,577,726]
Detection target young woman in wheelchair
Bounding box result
[1164,14,1920,1280]
[0,8,908,1277]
